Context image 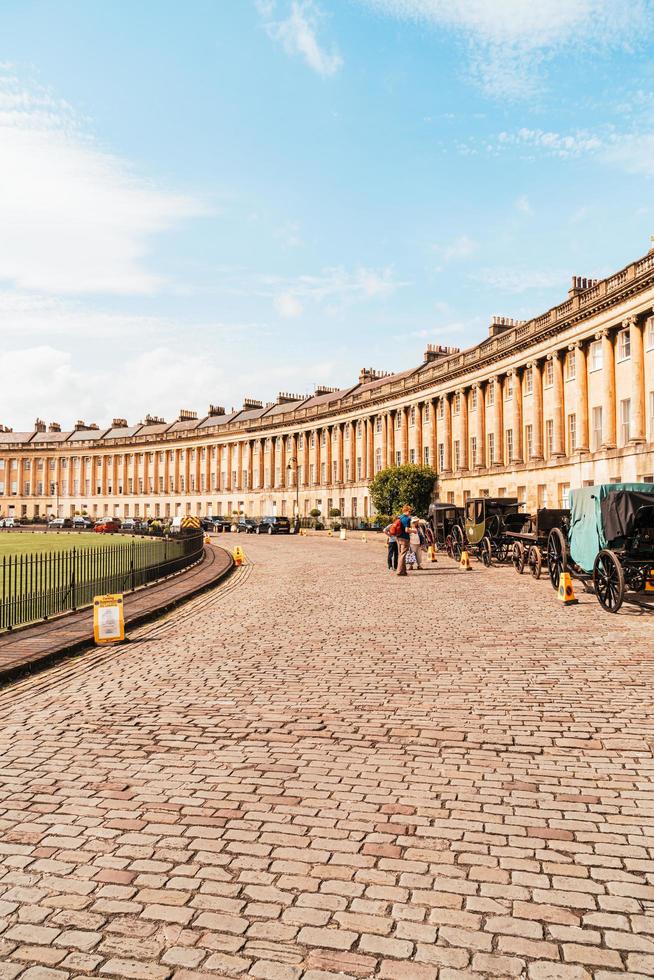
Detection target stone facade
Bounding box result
[3,247,654,521]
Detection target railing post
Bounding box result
[131,539,136,592]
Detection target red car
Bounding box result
[94,517,121,533]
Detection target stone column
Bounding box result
[511,369,523,463]
[235,441,242,491]
[337,424,344,483]
[627,316,646,443]
[184,448,191,496]
[388,412,396,466]
[415,403,423,467]
[597,330,616,449]
[367,417,374,479]
[259,438,265,490]
[122,454,129,496]
[349,421,357,482]
[442,395,452,472]
[401,407,409,464]
[493,378,503,466]
[279,436,287,488]
[152,450,159,495]
[548,353,565,457]
[459,389,468,470]
[475,383,485,468]
[247,440,254,491]
[224,444,231,492]
[530,361,544,459]
[381,413,388,469]
[324,427,332,486]
[429,400,438,469]
[570,342,589,452]
[269,438,276,490]
[313,429,320,486]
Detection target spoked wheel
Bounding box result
[481,536,492,567]
[495,541,511,564]
[451,525,464,561]
[527,545,542,579]
[512,541,526,574]
[593,549,625,613]
[445,534,454,559]
[547,527,568,591]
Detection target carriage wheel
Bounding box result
[445,534,454,559]
[496,541,510,563]
[512,541,526,574]
[487,515,501,539]
[547,528,568,591]
[593,550,625,613]
[451,525,464,561]
[480,536,492,567]
[527,546,542,579]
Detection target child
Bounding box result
[383,520,399,571]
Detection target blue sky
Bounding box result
[1,0,654,428]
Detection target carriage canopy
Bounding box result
[569,484,654,573]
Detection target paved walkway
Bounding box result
[0,536,652,980]
[0,542,232,682]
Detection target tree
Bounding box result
[368,464,438,518]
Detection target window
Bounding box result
[647,319,654,350]
[620,398,631,445]
[320,462,326,482]
[409,448,416,463]
[438,400,444,419]
[525,424,533,459]
[545,360,554,386]
[545,419,554,457]
[487,432,495,465]
[487,383,495,407]
[505,377,513,400]
[438,443,444,470]
[560,484,571,508]
[453,393,460,415]
[592,406,603,451]
[506,428,513,462]
[618,329,631,360]
[525,367,533,394]
[321,431,326,446]
[357,458,362,480]
[310,463,315,484]
[375,448,382,472]
[24,482,31,495]
[424,446,430,465]
[409,406,416,426]
[471,388,477,411]
[590,340,603,371]
[470,436,477,467]
[568,414,577,453]
[423,406,430,424]
[650,391,654,440]
[537,484,548,508]
[396,413,402,429]
[566,350,576,380]
[454,440,460,470]
[23,459,31,471]
[376,417,382,433]
[395,450,402,466]
[310,433,315,448]
[345,459,350,481]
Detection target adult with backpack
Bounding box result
[389,504,413,577]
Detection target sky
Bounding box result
[2,0,654,430]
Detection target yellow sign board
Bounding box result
[93,594,125,644]
[181,515,201,529]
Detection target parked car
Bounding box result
[256,516,291,535]
[122,518,148,532]
[202,517,231,533]
[94,517,121,533]
[237,519,259,534]
[49,517,72,529]
[72,516,93,529]
[0,517,18,528]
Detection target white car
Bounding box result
[0,517,17,528]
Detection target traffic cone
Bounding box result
[428,544,437,563]
[328,529,333,537]
[460,549,472,571]
[232,546,245,566]
[204,534,211,545]
[558,572,578,605]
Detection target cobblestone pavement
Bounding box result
[0,535,652,980]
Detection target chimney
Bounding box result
[74,420,87,431]
[112,418,128,428]
[488,316,524,337]
[423,344,461,363]
[48,422,61,432]
[358,367,391,384]
[178,409,198,421]
[242,398,263,411]
[34,418,46,432]
[207,405,225,417]
[315,385,339,396]
[144,413,165,425]
[276,392,304,404]
[568,276,599,297]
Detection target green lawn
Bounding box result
[0,531,136,559]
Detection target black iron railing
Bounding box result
[0,531,204,632]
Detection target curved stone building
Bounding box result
[3,244,654,522]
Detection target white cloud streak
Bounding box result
[0,69,206,295]
[260,1,343,76]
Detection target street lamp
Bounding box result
[286,456,300,530]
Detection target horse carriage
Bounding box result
[428,502,464,558]
[505,508,570,578]
[546,483,654,612]
[461,497,526,566]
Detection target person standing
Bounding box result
[396,504,413,577]
[383,520,398,571]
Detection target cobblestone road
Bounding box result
[0,536,652,980]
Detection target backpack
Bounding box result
[389,517,403,537]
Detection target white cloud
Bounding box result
[473,266,567,294]
[515,195,532,215]
[275,291,304,317]
[0,69,205,295]
[602,134,654,177]
[435,234,477,262]
[498,127,604,157]
[260,1,343,76]
[359,1,650,97]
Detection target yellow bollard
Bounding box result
[328,529,333,537]
[428,544,437,563]
[204,534,211,545]
[460,549,472,571]
[232,546,245,566]
[557,572,578,605]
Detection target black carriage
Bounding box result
[428,502,464,558]
[505,508,570,579]
[462,497,524,566]
[546,484,654,612]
